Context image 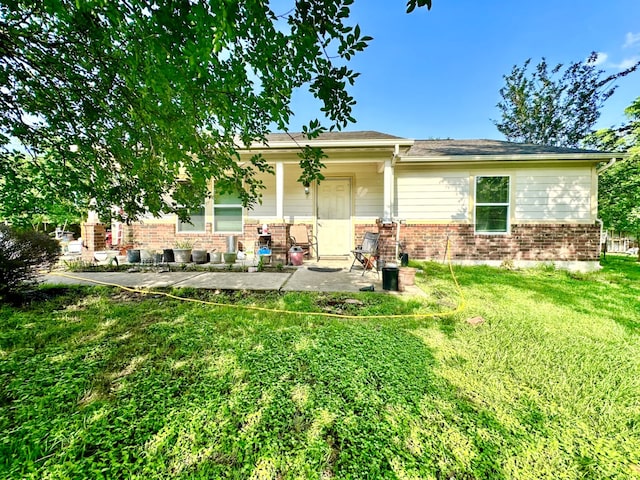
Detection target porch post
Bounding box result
[276,161,284,221]
[383,159,393,220]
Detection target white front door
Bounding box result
[317,178,352,256]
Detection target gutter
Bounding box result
[398,153,617,163]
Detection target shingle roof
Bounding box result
[265,130,407,142]
[406,139,604,157]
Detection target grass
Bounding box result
[1,255,639,479]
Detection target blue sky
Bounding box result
[289,0,640,141]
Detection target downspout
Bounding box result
[597,156,618,174]
[596,218,606,258]
[393,144,400,261]
[595,156,618,257]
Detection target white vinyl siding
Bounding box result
[395,170,469,220]
[514,168,592,221]
[283,164,314,219]
[247,171,277,218]
[282,162,383,220]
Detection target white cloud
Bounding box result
[623,32,640,48]
[613,56,640,70]
[591,52,608,65]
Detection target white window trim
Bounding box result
[474,175,511,235]
[176,204,207,234]
[213,188,244,234]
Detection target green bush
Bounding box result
[0,224,61,295]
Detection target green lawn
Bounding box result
[1,256,639,479]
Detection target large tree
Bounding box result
[589,97,640,260]
[494,54,639,148]
[1,0,431,223]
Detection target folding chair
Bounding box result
[349,232,380,276]
[288,224,319,261]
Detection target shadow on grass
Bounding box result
[0,289,540,479]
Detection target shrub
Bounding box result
[0,224,61,295]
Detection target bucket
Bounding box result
[126,249,141,263]
[382,266,399,291]
[192,249,207,264]
[289,246,304,266]
[226,235,237,253]
[163,248,175,263]
[398,267,417,291]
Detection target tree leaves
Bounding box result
[592,96,640,256]
[494,54,640,147]
[0,1,431,223]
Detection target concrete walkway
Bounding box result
[43,264,385,293]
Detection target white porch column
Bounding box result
[383,159,393,220]
[276,161,284,221]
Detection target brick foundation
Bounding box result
[376,222,601,263]
[84,220,600,265]
[104,221,296,264]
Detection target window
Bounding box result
[214,188,243,233]
[475,176,510,233]
[177,205,206,233]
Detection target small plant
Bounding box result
[257,255,265,272]
[276,262,284,271]
[63,259,94,271]
[0,224,61,296]
[174,239,194,249]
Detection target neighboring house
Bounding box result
[87,131,621,271]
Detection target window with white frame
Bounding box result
[177,205,206,233]
[213,188,243,233]
[475,176,510,233]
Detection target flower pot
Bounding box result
[163,248,175,263]
[140,249,153,264]
[192,249,207,264]
[398,267,417,292]
[223,252,237,264]
[173,248,192,263]
[126,249,141,263]
[210,252,222,264]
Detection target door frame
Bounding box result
[315,176,354,257]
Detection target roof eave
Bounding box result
[398,153,625,163]
[246,138,415,150]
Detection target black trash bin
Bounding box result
[382,266,399,291]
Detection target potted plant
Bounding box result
[173,240,193,263]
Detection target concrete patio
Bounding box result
[42,258,403,294]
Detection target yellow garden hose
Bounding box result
[48,242,466,320]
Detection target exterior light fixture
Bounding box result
[303,182,310,196]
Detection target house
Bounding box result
[84,131,621,271]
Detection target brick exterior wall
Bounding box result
[112,220,295,264]
[85,220,600,264]
[82,223,106,260]
[373,222,600,263]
